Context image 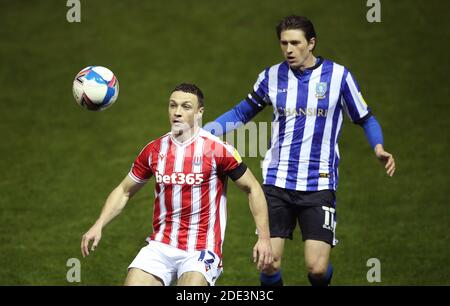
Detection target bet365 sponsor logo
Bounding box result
[155,171,204,185]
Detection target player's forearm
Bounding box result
[248,187,271,239]
[360,115,384,149]
[95,185,130,229]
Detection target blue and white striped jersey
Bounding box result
[248,57,370,191]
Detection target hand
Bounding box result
[253,237,273,271]
[374,144,395,177]
[81,222,103,258]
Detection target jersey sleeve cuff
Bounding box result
[247,91,269,108]
[128,171,149,184]
[354,111,372,125]
[227,163,247,181]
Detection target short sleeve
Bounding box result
[128,143,153,183]
[215,141,247,181]
[341,70,371,124]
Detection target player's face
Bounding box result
[169,91,203,135]
[280,29,316,70]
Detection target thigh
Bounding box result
[263,185,297,239]
[270,237,285,260]
[177,249,222,286]
[304,239,331,272]
[127,241,177,286]
[177,271,208,286]
[124,268,164,286]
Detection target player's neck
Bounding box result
[171,126,199,144]
[299,54,317,72]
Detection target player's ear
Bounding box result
[308,37,316,52]
[195,107,204,129]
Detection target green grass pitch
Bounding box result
[0,0,448,285]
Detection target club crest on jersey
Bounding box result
[193,154,202,166]
[315,82,328,99]
[159,153,165,160]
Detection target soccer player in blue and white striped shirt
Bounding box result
[204,15,395,286]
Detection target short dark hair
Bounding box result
[276,15,317,42]
[172,83,204,108]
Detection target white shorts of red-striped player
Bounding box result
[128,240,222,286]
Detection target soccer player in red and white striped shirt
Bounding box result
[81,83,272,286]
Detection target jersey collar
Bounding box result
[169,128,200,147]
[291,56,324,76]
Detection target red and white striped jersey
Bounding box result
[128,128,245,259]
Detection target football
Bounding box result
[72,66,119,111]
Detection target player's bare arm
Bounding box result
[233,168,273,271]
[374,144,396,177]
[81,175,146,257]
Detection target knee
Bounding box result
[262,256,282,275]
[307,263,329,278]
[307,263,333,286]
